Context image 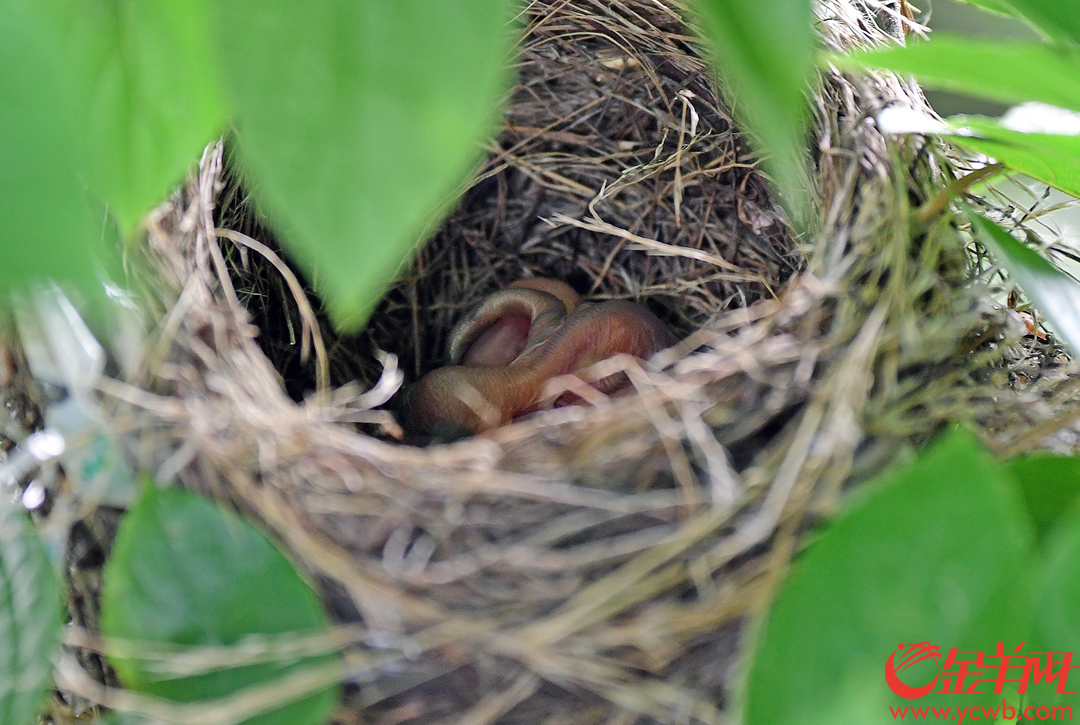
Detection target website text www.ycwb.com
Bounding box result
[890,701,1073,721]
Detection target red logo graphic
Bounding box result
[886,642,944,699]
[885,642,1078,699]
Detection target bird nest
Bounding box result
[48,0,1080,723]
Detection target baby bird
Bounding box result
[403,278,676,437]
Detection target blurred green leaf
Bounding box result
[946,116,1080,198]
[692,0,813,224]
[831,36,1080,112]
[952,0,1022,16]
[45,0,227,235]
[0,499,62,725]
[216,0,515,330]
[1028,508,1080,710]
[101,484,339,725]
[1005,0,1080,45]
[744,428,1032,725]
[0,0,107,300]
[969,212,1080,356]
[96,714,152,725]
[95,714,149,725]
[1008,453,1080,540]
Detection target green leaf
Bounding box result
[216,0,515,330]
[0,0,109,299]
[946,115,1080,198]
[1005,0,1080,45]
[1027,508,1080,709]
[0,499,63,725]
[101,484,339,725]
[44,0,227,235]
[744,428,1032,725]
[830,36,1080,113]
[1007,454,1080,540]
[96,714,152,725]
[969,212,1080,356]
[952,0,1022,17]
[96,714,148,725]
[692,0,813,223]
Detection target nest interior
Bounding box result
[46,0,1080,724]
[215,0,800,402]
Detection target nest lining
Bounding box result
[42,0,1080,723]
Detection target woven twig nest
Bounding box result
[60,0,1078,722]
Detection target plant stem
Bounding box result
[915,164,1003,227]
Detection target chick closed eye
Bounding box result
[446,283,575,365]
[458,314,533,367]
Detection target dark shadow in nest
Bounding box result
[214,0,802,433]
